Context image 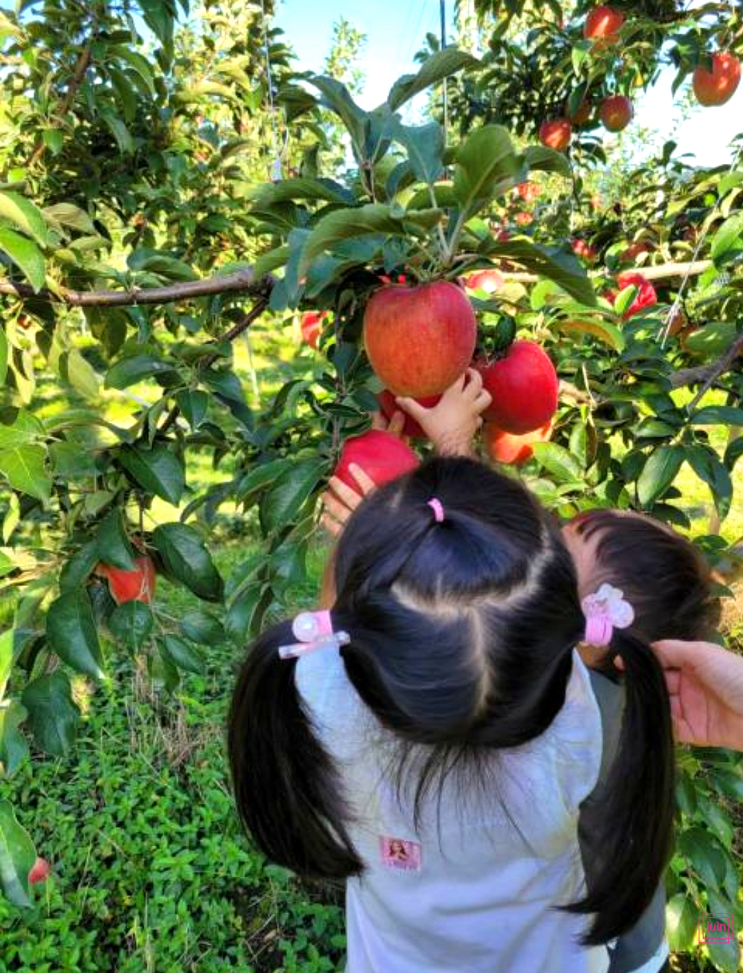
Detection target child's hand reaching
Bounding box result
[396,369,491,457]
[321,464,376,538]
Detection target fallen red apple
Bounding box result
[693,52,741,107]
[300,311,329,349]
[29,857,51,885]
[377,390,441,440]
[464,269,504,294]
[99,556,157,604]
[484,420,553,466]
[600,95,633,132]
[612,271,658,319]
[583,5,624,44]
[475,341,559,434]
[539,118,571,152]
[334,430,420,495]
[363,281,477,397]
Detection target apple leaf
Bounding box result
[47,590,105,680]
[481,238,596,306]
[386,119,445,186]
[453,125,526,220]
[0,799,36,907]
[0,227,46,292]
[386,49,480,112]
[0,191,48,247]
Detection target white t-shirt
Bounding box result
[296,648,610,973]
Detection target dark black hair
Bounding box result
[571,509,720,642]
[228,457,674,946]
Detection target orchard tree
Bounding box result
[0,2,741,971]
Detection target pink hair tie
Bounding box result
[278,610,350,660]
[581,584,635,647]
[427,498,445,523]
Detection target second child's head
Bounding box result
[562,509,720,645]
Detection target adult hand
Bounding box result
[320,464,376,538]
[396,368,491,457]
[652,639,743,752]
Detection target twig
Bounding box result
[28,44,93,167]
[0,270,274,307]
[685,332,743,410]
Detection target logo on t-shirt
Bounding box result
[379,836,421,872]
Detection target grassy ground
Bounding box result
[1,317,742,971]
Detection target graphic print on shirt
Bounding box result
[379,836,422,872]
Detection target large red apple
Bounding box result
[692,52,741,107]
[600,95,633,132]
[334,430,420,495]
[363,281,477,397]
[583,5,624,44]
[475,341,559,434]
[99,556,156,604]
[539,119,571,152]
[484,421,553,466]
[377,390,441,440]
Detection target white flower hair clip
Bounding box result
[581,583,635,647]
[278,610,350,660]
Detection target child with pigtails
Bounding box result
[228,378,717,973]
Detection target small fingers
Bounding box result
[348,463,377,496]
[396,396,427,422]
[387,410,407,439]
[371,410,387,431]
[320,512,342,538]
[474,390,492,414]
[326,476,363,510]
[463,367,483,399]
[321,490,354,525]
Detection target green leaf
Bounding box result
[59,542,99,594]
[95,509,136,571]
[666,893,697,952]
[0,444,50,503]
[0,629,11,700]
[531,443,583,483]
[0,411,44,450]
[174,390,209,429]
[0,799,36,907]
[705,919,741,973]
[47,590,105,679]
[100,110,134,154]
[65,349,99,399]
[637,446,684,506]
[679,826,727,891]
[105,353,176,390]
[43,202,96,236]
[21,671,79,757]
[0,326,6,384]
[686,446,733,521]
[108,601,154,651]
[0,192,48,247]
[0,227,45,291]
[152,523,223,602]
[161,634,204,675]
[554,317,624,351]
[0,702,29,777]
[249,177,355,209]
[690,406,743,426]
[453,126,525,220]
[711,213,743,265]
[260,459,325,534]
[523,145,572,179]
[118,444,185,505]
[483,239,596,306]
[180,609,224,645]
[308,76,367,152]
[387,119,445,185]
[387,49,479,112]
[298,203,441,277]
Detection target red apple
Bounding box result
[334,430,420,495]
[693,52,741,107]
[464,269,504,294]
[516,181,540,202]
[600,95,633,132]
[99,556,157,604]
[515,211,533,226]
[29,857,51,885]
[613,271,657,319]
[377,390,441,440]
[583,5,624,44]
[539,118,571,152]
[571,238,597,262]
[475,341,559,434]
[619,241,650,263]
[484,420,553,466]
[567,99,592,126]
[300,311,328,349]
[363,281,477,397]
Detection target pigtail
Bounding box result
[565,628,674,945]
[227,621,363,879]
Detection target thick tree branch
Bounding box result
[503,259,713,286]
[0,269,274,306]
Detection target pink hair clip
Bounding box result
[427,497,445,523]
[581,583,635,647]
[278,609,350,660]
